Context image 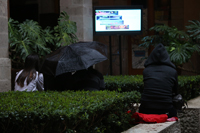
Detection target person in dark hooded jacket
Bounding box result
[139,43,178,118]
[71,66,105,91]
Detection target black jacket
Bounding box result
[72,68,104,91]
[141,43,178,109]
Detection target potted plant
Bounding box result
[8,11,78,68]
[54,11,78,47]
[139,20,200,73]
[8,11,78,90]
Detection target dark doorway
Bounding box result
[9,0,60,28]
[9,0,38,23]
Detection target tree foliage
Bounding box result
[139,22,200,66]
[8,11,78,68]
[54,11,78,47]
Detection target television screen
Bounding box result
[93,6,143,35]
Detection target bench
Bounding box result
[122,108,200,133]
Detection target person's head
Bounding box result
[16,54,40,87]
[24,54,39,71]
[144,43,176,69]
[88,66,94,70]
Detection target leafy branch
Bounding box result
[54,11,78,46]
[139,22,200,66]
[8,11,78,68]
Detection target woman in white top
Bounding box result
[14,54,44,92]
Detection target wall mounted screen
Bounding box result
[93,6,143,35]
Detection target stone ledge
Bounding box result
[122,121,181,133]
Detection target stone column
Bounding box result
[0,0,11,92]
[60,0,93,41]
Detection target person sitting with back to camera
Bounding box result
[14,54,44,92]
[87,66,105,90]
[139,43,178,119]
[72,66,105,91]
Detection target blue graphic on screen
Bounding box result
[95,9,141,32]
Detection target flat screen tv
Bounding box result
[93,5,143,36]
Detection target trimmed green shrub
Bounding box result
[104,75,144,92]
[178,75,200,100]
[104,75,200,101]
[0,90,141,133]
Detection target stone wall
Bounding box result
[60,0,93,42]
[123,108,200,133]
[0,0,9,58]
[122,121,181,133]
[0,0,11,92]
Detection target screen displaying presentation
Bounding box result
[93,6,143,35]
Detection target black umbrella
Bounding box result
[41,41,108,76]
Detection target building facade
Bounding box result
[1,0,200,91]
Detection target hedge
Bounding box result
[1,75,200,132]
[104,75,143,92]
[178,76,200,100]
[0,90,141,133]
[104,75,200,101]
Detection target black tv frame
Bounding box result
[93,5,143,36]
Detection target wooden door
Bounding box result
[128,36,145,75]
[128,0,155,75]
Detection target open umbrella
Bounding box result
[41,41,108,76]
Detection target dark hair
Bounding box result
[16,54,39,87]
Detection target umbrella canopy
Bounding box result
[41,41,108,76]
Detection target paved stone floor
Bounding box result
[187,95,200,108]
